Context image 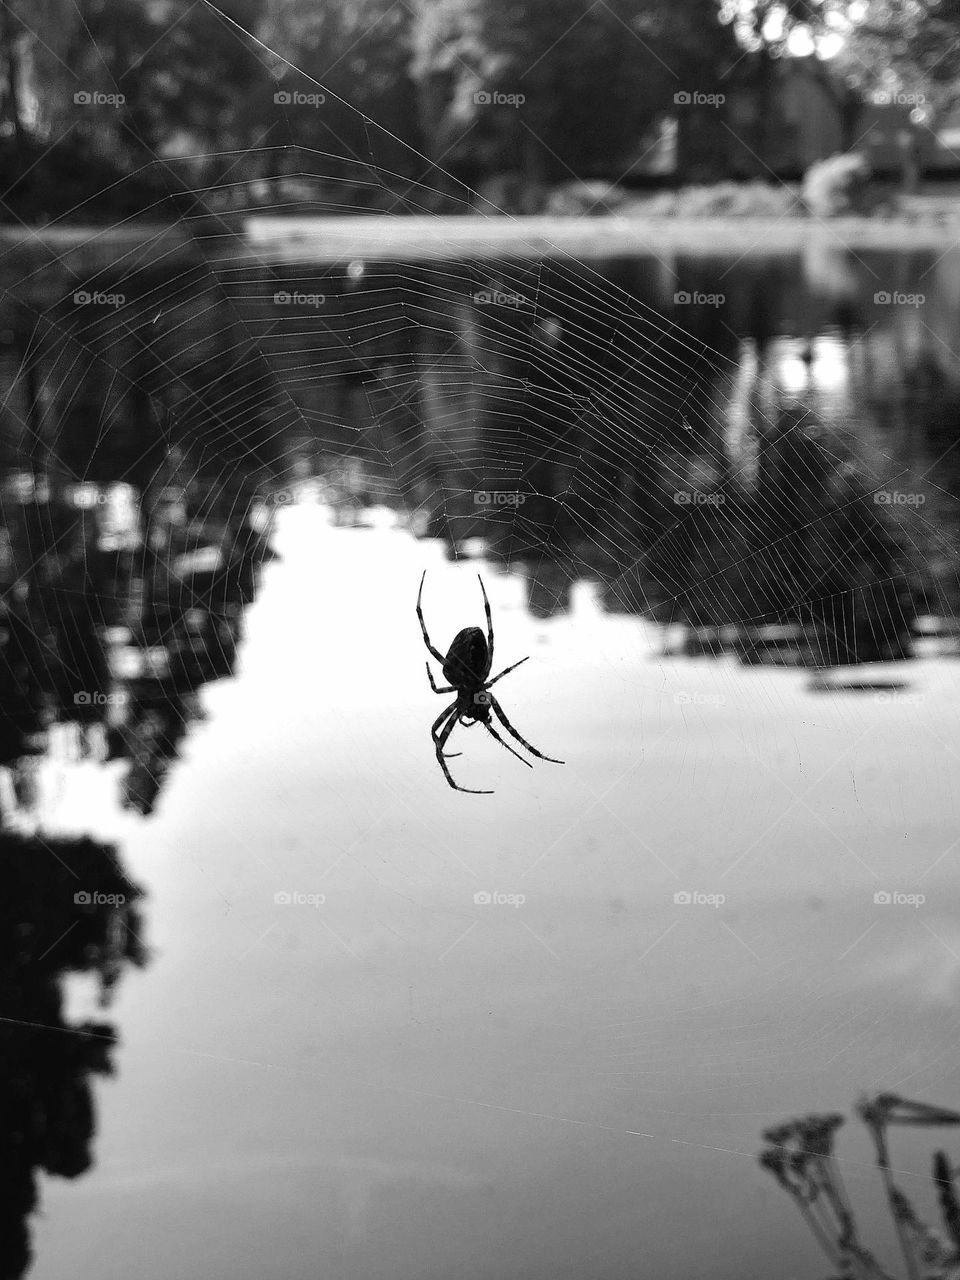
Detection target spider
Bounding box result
[416,569,564,794]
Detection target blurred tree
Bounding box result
[0,3,30,159]
[716,0,866,172]
[68,0,270,201]
[651,0,743,181]
[718,0,834,53]
[0,0,271,219]
[838,0,960,118]
[261,0,425,200]
[9,0,922,218]
[415,0,684,192]
[0,0,808,219]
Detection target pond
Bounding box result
[3,229,960,1280]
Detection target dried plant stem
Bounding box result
[813,1149,893,1278]
[870,1126,921,1280]
[934,1150,960,1250]
[760,1099,960,1280]
[794,1196,842,1268]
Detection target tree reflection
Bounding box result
[0,465,272,815]
[0,277,280,1276]
[0,831,146,1280]
[446,254,953,666]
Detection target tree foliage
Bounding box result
[2,0,957,221]
[838,0,960,116]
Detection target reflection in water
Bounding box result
[0,471,273,816]
[419,251,957,661]
[185,240,960,661]
[0,831,146,1279]
[1,231,960,1277]
[8,233,958,663]
[0,264,278,1274]
[438,254,948,663]
[0,466,273,1274]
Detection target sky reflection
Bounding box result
[27,503,960,1280]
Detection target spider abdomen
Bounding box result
[443,627,488,687]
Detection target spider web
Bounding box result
[4,6,960,1280]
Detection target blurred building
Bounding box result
[927,106,960,175]
[671,54,928,181]
[725,55,844,178]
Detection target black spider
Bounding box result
[416,569,564,794]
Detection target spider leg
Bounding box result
[431,702,461,758]
[425,662,455,694]
[482,720,532,768]
[477,573,494,675]
[416,570,448,666]
[488,694,564,765]
[485,655,529,687]
[435,710,492,794]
